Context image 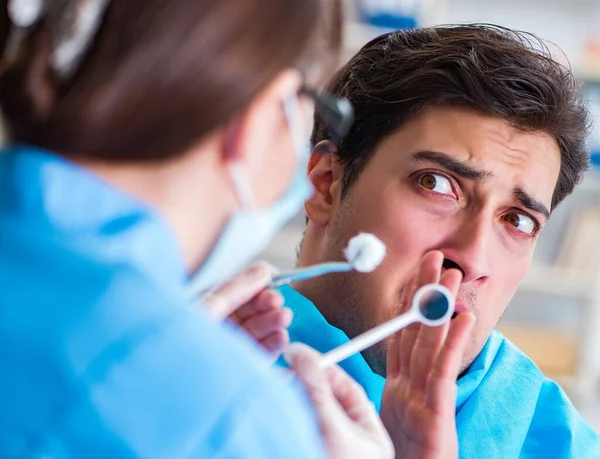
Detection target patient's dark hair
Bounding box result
[0,0,342,161]
[311,24,591,209]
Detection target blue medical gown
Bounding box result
[279,285,600,458]
[0,147,325,458]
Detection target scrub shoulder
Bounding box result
[0,230,325,459]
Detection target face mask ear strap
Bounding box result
[227,92,307,212]
[227,161,257,210]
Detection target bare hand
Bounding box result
[201,261,292,358]
[287,343,394,459]
[381,251,475,459]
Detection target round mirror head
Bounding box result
[412,284,455,326]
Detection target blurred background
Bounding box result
[1,0,598,431]
[260,0,600,429]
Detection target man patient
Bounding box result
[281,24,600,458]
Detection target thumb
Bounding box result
[286,343,392,454]
[283,343,335,418]
[201,261,276,319]
[285,343,342,434]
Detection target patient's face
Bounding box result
[312,105,561,375]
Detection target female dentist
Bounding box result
[0,0,397,458]
[0,1,473,458]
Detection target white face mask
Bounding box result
[189,94,313,295]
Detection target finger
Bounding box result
[400,251,444,378]
[323,363,394,454]
[288,345,393,455]
[285,343,342,435]
[441,268,462,297]
[260,329,289,356]
[430,311,474,381]
[202,261,276,319]
[425,312,475,415]
[409,268,463,388]
[234,289,284,322]
[417,250,445,285]
[410,323,448,389]
[241,307,293,340]
[324,360,383,432]
[287,344,382,434]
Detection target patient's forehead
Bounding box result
[361,105,560,208]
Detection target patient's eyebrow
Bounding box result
[513,187,550,221]
[412,150,491,181]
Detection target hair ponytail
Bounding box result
[0,0,10,62]
[0,14,57,137]
[2,0,341,161]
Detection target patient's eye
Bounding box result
[418,173,455,197]
[502,212,537,236]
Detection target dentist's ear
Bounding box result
[222,69,302,164]
[304,140,344,227]
[220,69,302,207]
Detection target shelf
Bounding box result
[497,323,578,376]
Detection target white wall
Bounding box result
[441,0,600,77]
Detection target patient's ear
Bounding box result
[305,140,343,227]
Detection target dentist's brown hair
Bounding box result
[0,0,342,161]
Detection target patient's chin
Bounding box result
[362,341,388,377]
[367,335,478,381]
[459,334,488,378]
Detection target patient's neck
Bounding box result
[294,232,338,322]
[294,277,339,329]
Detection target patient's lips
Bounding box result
[455,302,468,314]
[451,298,468,319]
[452,285,476,319]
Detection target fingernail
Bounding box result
[283,343,299,365]
[281,307,294,326]
[247,261,279,279]
[246,262,268,278]
[269,290,285,306]
[266,263,280,276]
[271,338,286,355]
[283,342,308,365]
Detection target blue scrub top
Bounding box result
[0,146,326,459]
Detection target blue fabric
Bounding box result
[277,286,385,411]
[280,285,600,458]
[0,146,325,459]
